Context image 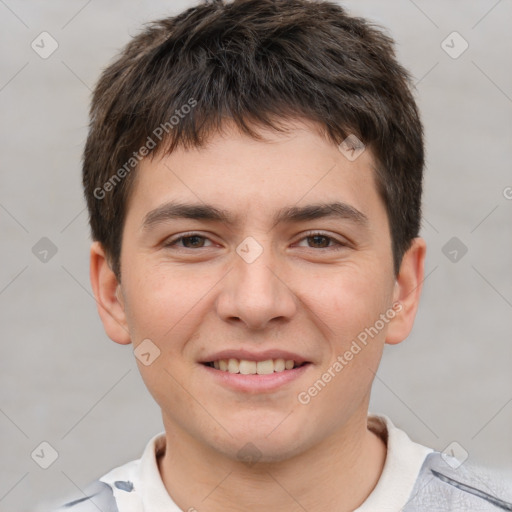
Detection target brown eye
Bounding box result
[164,233,213,249]
[180,235,207,248]
[307,234,331,248]
[296,232,346,250]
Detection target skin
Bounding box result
[90,118,426,511]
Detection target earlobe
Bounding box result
[89,241,132,345]
[385,237,426,345]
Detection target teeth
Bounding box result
[274,359,285,372]
[209,358,299,374]
[256,360,274,375]
[239,360,256,374]
[227,358,239,373]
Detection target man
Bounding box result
[53,0,512,510]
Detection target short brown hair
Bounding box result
[83,0,424,281]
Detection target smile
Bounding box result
[204,358,306,375]
[200,358,312,393]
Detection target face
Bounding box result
[92,118,424,462]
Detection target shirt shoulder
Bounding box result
[51,460,142,512]
[49,432,168,512]
[403,451,512,512]
[51,479,118,511]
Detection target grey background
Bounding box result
[0,1,511,511]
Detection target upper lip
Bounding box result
[199,349,310,365]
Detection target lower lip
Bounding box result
[200,363,312,393]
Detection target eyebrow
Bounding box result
[141,200,369,231]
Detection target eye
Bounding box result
[164,233,214,249]
[163,231,348,251]
[296,231,347,250]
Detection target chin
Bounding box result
[210,419,315,464]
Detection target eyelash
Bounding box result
[164,231,348,251]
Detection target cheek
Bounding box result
[304,265,392,345]
[123,263,204,409]
[123,258,210,342]
[299,270,391,417]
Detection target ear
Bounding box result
[385,237,426,345]
[89,241,131,345]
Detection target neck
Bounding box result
[157,411,387,512]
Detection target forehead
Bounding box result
[125,119,386,230]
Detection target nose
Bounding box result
[215,239,298,331]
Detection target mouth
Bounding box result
[198,349,312,393]
[199,352,312,393]
[202,358,308,375]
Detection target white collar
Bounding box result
[100,413,432,511]
[356,413,433,511]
